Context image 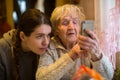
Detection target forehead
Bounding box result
[32,24,51,34]
[60,10,79,20]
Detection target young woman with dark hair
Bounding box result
[0,9,52,80]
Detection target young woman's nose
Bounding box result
[42,36,50,46]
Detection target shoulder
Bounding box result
[0,29,16,51]
[0,38,12,60]
[2,29,17,46]
[0,37,11,52]
[49,37,58,50]
[49,36,63,49]
[0,29,14,63]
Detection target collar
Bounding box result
[49,36,68,51]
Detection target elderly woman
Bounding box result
[36,4,114,80]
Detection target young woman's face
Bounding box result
[21,24,51,55]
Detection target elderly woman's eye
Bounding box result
[73,19,79,24]
[73,20,78,24]
[61,20,69,26]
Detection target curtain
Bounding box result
[94,0,120,69]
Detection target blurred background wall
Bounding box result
[0,0,94,29]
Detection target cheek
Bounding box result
[76,26,80,34]
[58,26,66,32]
[58,28,67,36]
[58,30,66,40]
[28,40,41,48]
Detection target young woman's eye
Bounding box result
[48,34,51,38]
[36,34,51,40]
[36,35,43,39]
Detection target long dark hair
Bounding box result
[13,9,51,80]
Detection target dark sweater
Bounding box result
[17,51,38,80]
[0,29,38,80]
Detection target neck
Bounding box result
[21,42,29,52]
[64,41,76,50]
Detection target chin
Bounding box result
[69,38,77,42]
[40,52,45,55]
[33,51,45,55]
[37,52,45,55]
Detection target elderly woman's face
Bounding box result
[57,12,81,45]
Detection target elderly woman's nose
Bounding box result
[68,21,74,29]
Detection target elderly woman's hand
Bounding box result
[68,43,87,61]
[78,29,102,61]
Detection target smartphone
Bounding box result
[81,20,94,37]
